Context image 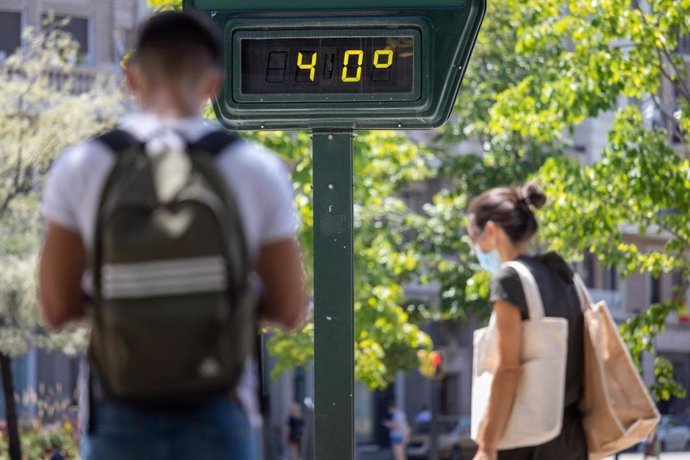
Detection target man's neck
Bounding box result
[141,105,201,119]
[139,88,204,119]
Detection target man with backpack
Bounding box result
[38,11,306,459]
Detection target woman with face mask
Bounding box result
[467,183,587,460]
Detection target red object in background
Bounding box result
[667,287,690,324]
[430,351,443,367]
[676,296,690,324]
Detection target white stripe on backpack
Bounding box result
[102,256,227,299]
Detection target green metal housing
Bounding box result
[184,0,486,130]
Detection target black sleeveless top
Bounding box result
[489,252,584,407]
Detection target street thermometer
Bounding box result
[184,0,485,457]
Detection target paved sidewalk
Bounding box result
[358,449,690,460]
[609,454,690,459]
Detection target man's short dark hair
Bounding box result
[134,11,222,82]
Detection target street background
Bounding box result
[1,0,690,458]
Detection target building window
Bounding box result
[0,11,22,61]
[650,274,662,305]
[42,14,90,62]
[293,366,306,406]
[603,266,618,291]
[677,33,690,55]
[440,374,461,415]
[672,272,687,303]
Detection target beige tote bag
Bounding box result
[471,261,569,449]
[573,275,660,459]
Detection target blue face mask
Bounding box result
[474,245,502,275]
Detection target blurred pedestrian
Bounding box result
[383,401,409,460]
[415,405,432,426]
[39,11,306,460]
[643,429,660,458]
[286,403,304,460]
[467,183,586,460]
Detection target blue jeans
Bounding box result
[81,397,257,460]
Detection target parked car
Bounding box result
[407,416,477,460]
[661,415,690,451]
[638,415,690,452]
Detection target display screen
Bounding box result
[240,35,415,95]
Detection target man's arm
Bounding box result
[38,221,87,330]
[255,237,306,330]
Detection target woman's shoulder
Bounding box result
[537,252,573,276]
[490,265,529,318]
[491,252,575,317]
[516,252,574,282]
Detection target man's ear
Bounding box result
[203,69,223,100]
[124,62,142,94]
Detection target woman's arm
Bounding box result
[475,300,523,458]
[381,419,399,429]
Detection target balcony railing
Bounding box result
[2,65,113,95]
[47,67,102,94]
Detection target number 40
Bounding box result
[297,49,394,83]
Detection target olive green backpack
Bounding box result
[89,129,255,404]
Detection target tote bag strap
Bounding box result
[572,273,593,313]
[502,261,546,320]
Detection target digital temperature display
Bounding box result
[241,36,414,94]
[235,30,420,102]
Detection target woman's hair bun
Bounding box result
[523,182,546,210]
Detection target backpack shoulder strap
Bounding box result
[189,130,240,156]
[572,273,593,313]
[187,129,249,286]
[91,128,141,305]
[94,129,140,154]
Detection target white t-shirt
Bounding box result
[42,112,298,427]
[42,112,297,263]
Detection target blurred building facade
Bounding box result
[0,0,148,420]
[0,0,148,66]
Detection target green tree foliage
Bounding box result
[255,130,433,389]
[157,0,690,398]
[411,0,690,400]
[411,0,560,322]
[0,23,123,457]
[0,24,122,357]
[496,0,690,400]
[491,0,690,142]
[539,107,690,400]
[147,0,181,9]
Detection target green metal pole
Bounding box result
[313,131,354,460]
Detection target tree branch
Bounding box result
[656,220,690,250]
[649,93,689,149]
[657,45,690,102]
[631,0,690,102]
